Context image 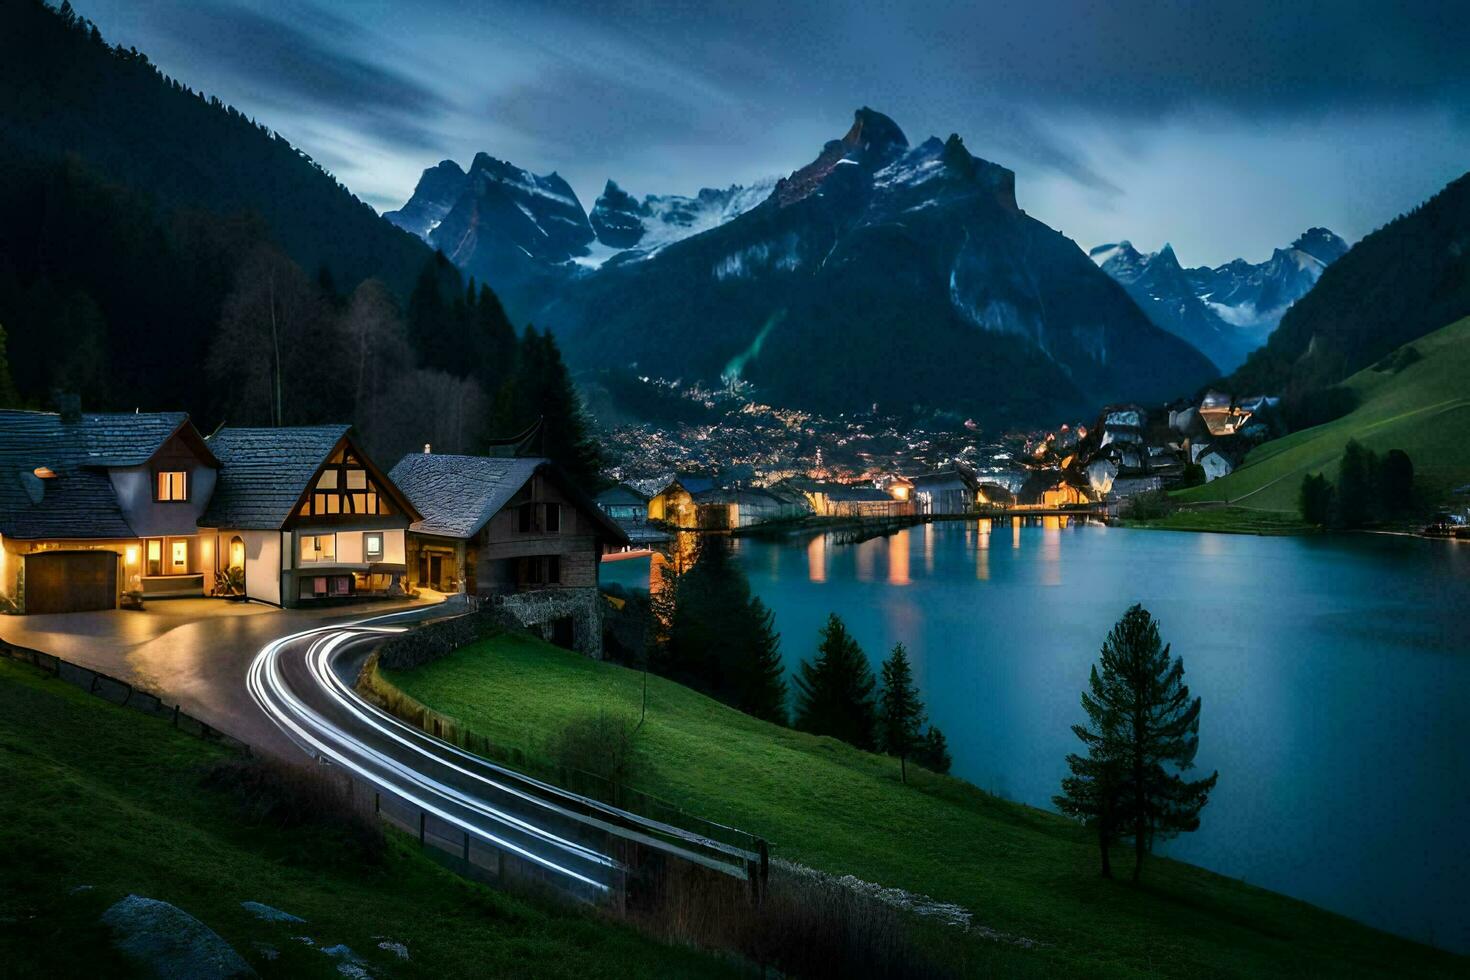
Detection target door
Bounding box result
[24,551,117,614]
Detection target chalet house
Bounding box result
[0,412,414,613]
[388,453,628,657]
[0,410,220,614]
[1198,390,1253,437]
[595,484,649,522]
[594,484,667,551]
[647,473,716,528]
[691,486,808,529]
[773,477,909,518]
[909,467,981,515]
[199,426,418,608]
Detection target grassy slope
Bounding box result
[0,659,729,979]
[1117,508,1312,535]
[1177,316,1470,513]
[384,633,1466,979]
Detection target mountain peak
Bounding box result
[1292,227,1349,264]
[844,107,908,159]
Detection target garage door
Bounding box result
[24,551,117,614]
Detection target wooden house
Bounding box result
[389,453,628,656]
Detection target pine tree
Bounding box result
[1298,472,1334,526]
[1058,605,1219,882]
[916,726,952,775]
[655,536,787,725]
[877,643,925,782]
[1332,439,1378,528]
[793,614,878,750]
[1378,449,1414,515]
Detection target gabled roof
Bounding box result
[660,473,715,496]
[0,410,212,540]
[908,466,979,490]
[389,453,628,544]
[596,483,650,506]
[200,425,352,529]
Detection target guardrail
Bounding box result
[358,648,770,897]
[0,639,252,753]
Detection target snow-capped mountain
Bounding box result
[1090,229,1347,373]
[535,108,1215,426]
[587,178,776,259]
[384,153,595,316]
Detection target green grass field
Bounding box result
[0,658,729,979]
[1176,316,1470,514]
[383,632,1466,979]
[1117,507,1313,535]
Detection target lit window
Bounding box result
[171,540,188,572]
[300,534,336,563]
[146,538,162,576]
[156,471,188,501]
[364,532,383,561]
[346,469,367,490]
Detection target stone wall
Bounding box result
[494,586,604,659]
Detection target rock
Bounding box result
[251,942,279,962]
[69,884,94,895]
[321,944,370,978]
[376,939,410,961]
[100,894,257,979]
[240,901,305,924]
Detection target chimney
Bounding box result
[423,443,432,454]
[54,392,82,424]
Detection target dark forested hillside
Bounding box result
[1225,172,1470,400]
[0,1,600,477]
[0,0,430,298]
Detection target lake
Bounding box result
[602,519,1470,953]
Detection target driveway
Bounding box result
[0,595,448,758]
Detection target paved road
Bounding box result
[1,597,757,897]
[247,609,758,898]
[0,597,446,758]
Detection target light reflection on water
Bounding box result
[601,521,1470,952]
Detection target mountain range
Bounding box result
[1089,229,1348,374]
[390,108,1217,426]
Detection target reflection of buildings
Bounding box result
[887,530,910,586]
[806,533,827,583]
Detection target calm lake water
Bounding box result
[602,520,1470,953]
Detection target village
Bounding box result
[593,387,1282,541]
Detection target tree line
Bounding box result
[1298,441,1414,529]
[643,536,951,780]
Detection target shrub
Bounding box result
[1121,490,1175,520]
[202,757,385,865]
[1298,473,1334,526]
[547,711,641,785]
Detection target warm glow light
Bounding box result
[124,545,139,566]
[890,485,909,500]
[33,467,57,479]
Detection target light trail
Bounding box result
[245,609,760,898]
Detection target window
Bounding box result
[516,502,562,533]
[294,446,393,517]
[155,471,187,501]
[170,540,188,573]
[364,532,384,561]
[517,555,561,586]
[300,534,336,563]
[146,538,162,576]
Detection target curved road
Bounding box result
[246,609,758,900]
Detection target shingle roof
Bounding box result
[0,410,199,539]
[200,425,350,529]
[390,453,627,544]
[390,454,545,538]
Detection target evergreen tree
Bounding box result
[474,282,518,394]
[0,324,20,407]
[793,614,878,750]
[1378,449,1414,515]
[1332,439,1378,528]
[1058,605,1218,882]
[1298,472,1334,526]
[493,326,605,489]
[877,643,925,783]
[915,726,952,775]
[654,536,787,725]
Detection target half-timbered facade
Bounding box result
[199,426,418,607]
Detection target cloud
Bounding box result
[141,0,452,151]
